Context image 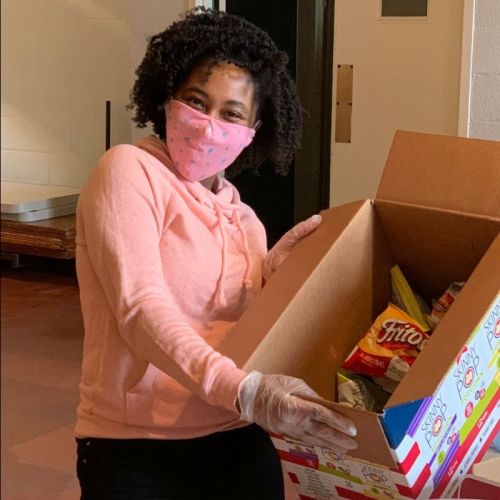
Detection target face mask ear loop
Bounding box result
[233,209,253,290]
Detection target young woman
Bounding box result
[75,8,357,499]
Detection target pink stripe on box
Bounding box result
[396,463,431,498]
[398,441,421,474]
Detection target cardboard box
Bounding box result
[458,472,500,499]
[220,131,500,499]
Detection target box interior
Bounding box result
[240,202,499,403]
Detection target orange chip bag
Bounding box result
[342,303,430,382]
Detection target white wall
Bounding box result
[330,0,464,206]
[128,0,189,143]
[1,0,189,188]
[469,0,500,140]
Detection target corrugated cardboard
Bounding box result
[376,131,500,217]
[219,131,500,498]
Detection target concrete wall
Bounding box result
[128,0,189,143]
[1,0,188,188]
[469,0,500,140]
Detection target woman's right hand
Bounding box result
[237,371,357,451]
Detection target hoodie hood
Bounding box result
[136,135,256,307]
[137,136,240,208]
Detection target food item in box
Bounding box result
[390,265,431,331]
[337,369,390,411]
[371,375,399,394]
[427,281,465,329]
[342,303,430,382]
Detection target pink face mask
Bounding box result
[165,100,256,182]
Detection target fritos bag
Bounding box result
[342,303,430,382]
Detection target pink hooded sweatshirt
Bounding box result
[75,136,267,439]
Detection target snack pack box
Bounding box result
[271,297,499,500]
[219,131,500,499]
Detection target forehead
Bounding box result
[181,62,256,98]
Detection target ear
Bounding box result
[253,119,262,131]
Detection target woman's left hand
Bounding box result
[262,214,322,283]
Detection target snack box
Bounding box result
[219,131,500,499]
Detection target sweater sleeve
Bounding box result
[77,146,247,413]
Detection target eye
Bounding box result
[184,96,205,111]
[222,110,244,123]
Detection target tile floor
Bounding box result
[1,258,299,500]
[1,259,83,499]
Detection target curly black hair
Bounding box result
[128,7,303,176]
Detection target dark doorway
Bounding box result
[223,0,334,247]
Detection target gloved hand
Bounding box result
[262,214,322,283]
[237,371,357,451]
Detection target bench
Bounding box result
[1,214,76,260]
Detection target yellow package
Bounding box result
[390,264,431,331]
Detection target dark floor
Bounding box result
[1,256,83,499]
[0,256,300,499]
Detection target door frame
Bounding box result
[294,0,334,220]
[458,0,475,138]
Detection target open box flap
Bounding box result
[299,394,398,468]
[376,131,500,218]
[380,398,427,449]
[220,201,399,468]
[385,234,500,409]
[219,200,369,368]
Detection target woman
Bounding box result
[75,8,356,499]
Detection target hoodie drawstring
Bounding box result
[232,209,253,290]
[214,204,229,308]
[213,205,254,308]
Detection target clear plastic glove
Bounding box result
[262,214,322,283]
[237,371,357,451]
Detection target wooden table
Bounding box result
[1,214,76,259]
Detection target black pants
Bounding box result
[76,424,284,500]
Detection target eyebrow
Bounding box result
[182,86,248,112]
